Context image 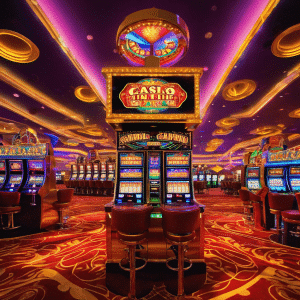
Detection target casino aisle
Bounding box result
[1,189,300,300]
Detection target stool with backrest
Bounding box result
[0,191,21,230]
[103,181,114,196]
[281,193,300,245]
[95,180,103,195]
[89,180,95,195]
[84,180,90,195]
[268,192,294,235]
[160,204,200,299]
[112,204,153,299]
[73,180,79,194]
[78,180,85,195]
[238,189,253,224]
[54,188,74,229]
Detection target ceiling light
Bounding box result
[74,86,98,102]
[87,35,93,40]
[13,93,19,97]
[222,79,256,101]
[205,32,213,39]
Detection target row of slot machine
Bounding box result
[0,159,46,193]
[70,161,115,181]
[192,169,222,188]
[245,149,300,193]
[114,151,193,205]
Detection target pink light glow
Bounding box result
[200,0,271,111]
[37,1,106,102]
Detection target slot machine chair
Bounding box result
[281,193,300,245]
[89,180,95,195]
[268,192,294,235]
[160,204,200,299]
[112,204,153,299]
[94,180,103,195]
[84,180,90,195]
[54,188,74,229]
[238,189,253,225]
[0,191,21,230]
[103,181,114,196]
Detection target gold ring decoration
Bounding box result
[212,128,233,136]
[250,125,283,136]
[0,121,19,134]
[84,143,94,148]
[272,24,300,58]
[222,79,256,101]
[74,86,98,102]
[0,29,39,63]
[289,108,300,118]
[216,117,240,128]
[65,139,79,146]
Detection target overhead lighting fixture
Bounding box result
[222,79,256,101]
[74,86,98,102]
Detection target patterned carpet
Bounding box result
[1,189,300,300]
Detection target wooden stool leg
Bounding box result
[283,221,288,245]
[129,244,136,299]
[178,243,184,299]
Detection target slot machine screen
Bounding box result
[149,169,160,180]
[93,164,99,171]
[0,161,5,171]
[86,174,92,179]
[72,165,78,172]
[193,175,198,181]
[268,168,284,176]
[247,168,259,177]
[28,160,44,170]
[247,179,260,190]
[79,165,84,172]
[167,181,190,193]
[86,165,92,172]
[212,175,217,180]
[10,161,22,171]
[290,179,300,191]
[35,176,44,185]
[28,176,36,185]
[119,181,142,193]
[290,167,300,175]
[166,153,190,166]
[167,168,189,179]
[0,176,5,183]
[120,153,143,166]
[268,178,285,191]
[120,168,143,178]
[9,175,22,184]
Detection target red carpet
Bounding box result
[0,189,300,299]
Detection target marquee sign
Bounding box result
[0,144,48,159]
[267,149,300,164]
[119,78,187,113]
[118,131,191,150]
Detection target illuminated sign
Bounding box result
[119,78,187,113]
[268,150,300,163]
[268,168,283,176]
[290,167,300,175]
[0,144,48,159]
[118,131,191,150]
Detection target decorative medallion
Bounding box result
[75,86,98,102]
[211,165,223,173]
[212,128,233,136]
[216,117,240,128]
[84,143,94,148]
[289,108,300,118]
[250,125,283,136]
[222,79,256,101]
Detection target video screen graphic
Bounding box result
[167,181,190,193]
[120,153,143,166]
[167,168,189,179]
[247,168,260,178]
[166,152,189,166]
[28,160,44,170]
[120,168,143,178]
[268,168,284,176]
[9,175,22,185]
[0,161,5,171]
[119,181,142,193]
[10,161,22,171]
[247,179,260,190]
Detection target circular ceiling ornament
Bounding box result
[207,138,224,147]
[271,24,300,58]
[84,143,94,148]
[212,127,233,136]
[0,29,39,63]
[250,125,283,136]
[288,134,300,141]
[116,8,189,67]
[77,127,103,136]
[205,147,216,152]
[74,86,98,102]
[66,139,79,146]
[222,79,256,101]
[215,117,240,128]
[289,108,300,118]
[0,121,19,134]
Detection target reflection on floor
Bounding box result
[0,188,300,299]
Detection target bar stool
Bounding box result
[95,180,103,195]
[0,191,21,230]
[238,189,253,224]
[161,204,200,299]
[78,180,85,195]
[54,188,74,229]
[84,180,90,195]
[89,180,95,195]
[73,180,79,194]
[112,204,153,299]
[103,181,114,196]
[268,192,294,234]
[281,193,300,245]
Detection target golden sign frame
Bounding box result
[102,67,202,126]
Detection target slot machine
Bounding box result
[55,171,62,183]
[70,164,78,180]
[92,162,100,180]
[114,152,144,204]
[100,162,107,181]
[148,152,162,205]
[246,166,262,192]
[78,164,85,180]
[22,160,46,194]
[0,159,7,190]
[212,174,218,187]
[206,172,212,187]
[85,162,93,180]
[198,171,205,181]
[3,160,26,192]
[164,152,192,204]
[265,167,290,192]
[288,166,300,193]
[107,161,115,181]
[192,165,198,181]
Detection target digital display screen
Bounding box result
[28,160,44,171]
[290,179,300,191]
[101,163,106,171]
[71,174,77,179]
[35,176,44,185]
[206,175,211,179]
[120,168,143,178]
[166,152,189,166]
[167,181,190,193]
[93,164,99,171]
[268,168,284,176]
[0,161,5,171]
[120,153,143,166]
[119,181,142,193]
[0,175,5,183]
[167,168,189,179]
[247,179,260,190]
[212,175,218,180]
[93,173,98,179]
[28,176,36,185]
[149,169,160,180]
[79,165,84,171]
[268,178,284,188]
[247,168,260,178]
[290,167,300,176]
[108,164,114,170]
[9,175,22,184]
[78,174,84,179]
[86,165,92,171]
[72,165,78,171]
[86,174,91,179]
[149,153,160,180]
[10,161,22,171]
[108,174,114,179]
